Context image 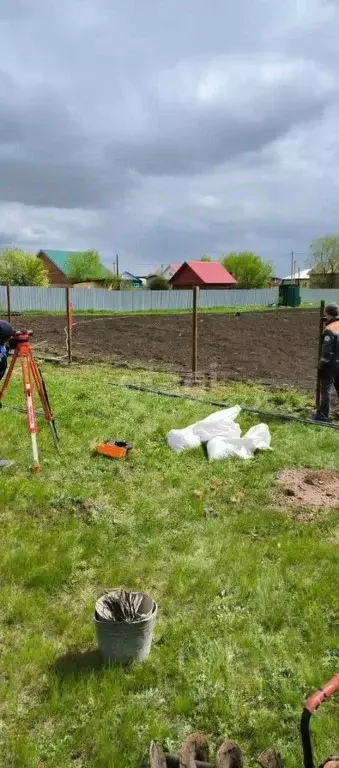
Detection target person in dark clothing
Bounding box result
[0,320,15,469]
[0,319,14,343]
[0,320,14,381]
[314,303,339,421]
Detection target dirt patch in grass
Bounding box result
[49,493,106,521]
[3,308,321,391]
[276,469,339,519]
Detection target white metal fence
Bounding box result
[1,284,338,313]
[0,285,279,313]
[300,288,339,303]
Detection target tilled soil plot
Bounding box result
[6,309,320,392]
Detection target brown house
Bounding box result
[169,261,237,290]
[37,250,73,285]
[37,249,110,286]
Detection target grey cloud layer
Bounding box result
[0,0,339,272]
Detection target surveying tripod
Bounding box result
[0,331,59,471]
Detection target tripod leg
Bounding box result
[47,417,59,451]
[28,353,59,452]
[21,355,40,472]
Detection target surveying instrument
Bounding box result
[0,330,59,471]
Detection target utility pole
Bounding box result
[290,251,294,282]
[116,253,119,277]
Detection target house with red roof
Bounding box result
[169,261,237,290]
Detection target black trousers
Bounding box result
[317,371,339,418]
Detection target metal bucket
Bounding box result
[94,589,157,664]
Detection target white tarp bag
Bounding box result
[192,406,242,441]
[244,423,271,451]
[167,408,271,461]
[207,437,254,461]
[167,406,242,453]
[167,426,201,453]
[207,423,271,462]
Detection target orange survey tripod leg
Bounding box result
[20,347,40,471]
[0,332,59,471]
[26,347,59,451]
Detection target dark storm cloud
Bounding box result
[0,0,339,271]
[0,70,133,208]
[112,57,336,176]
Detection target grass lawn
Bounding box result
[0,365,338,767]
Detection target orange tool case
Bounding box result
[96,440,132,459]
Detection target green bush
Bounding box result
[149,275,170,290]
[0,248,49,286]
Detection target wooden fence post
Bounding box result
[66,286,73,364]
[316,300,325,408]
[192,286,199,381]
[6,285,11,323]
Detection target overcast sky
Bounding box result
[1,0,339,276]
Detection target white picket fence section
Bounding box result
[0,285,279,313]
[1,284,338,313]
[0,285,6,309]
[300,288,339,303]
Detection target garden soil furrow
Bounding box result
[7,309,320,392]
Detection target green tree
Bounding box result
[65,250,105,282]
[0,247,49,286]
[221,251,273,289]
[200,255,212,261]
[149,274,169,290]
[309,235,339,288]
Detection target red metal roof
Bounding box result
[171,261,236,285]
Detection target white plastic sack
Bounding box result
[167,426,201,453]
[167,406,242,453]
[192,406,242,441]
[207,423,271,462]
[166,407,272,461]
[243,423,271,451]
[207,437,254,461]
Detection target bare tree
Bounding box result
[309,235,339,288]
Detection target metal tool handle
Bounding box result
[301,674,339,768]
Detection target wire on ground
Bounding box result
[109,383,339,431]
